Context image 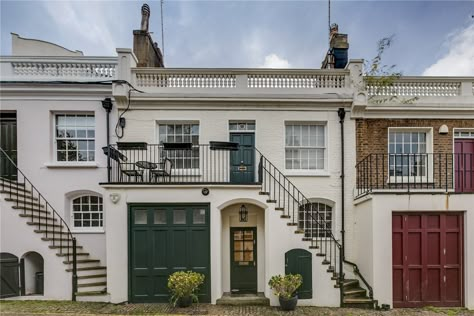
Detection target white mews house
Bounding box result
[0,34,117,301]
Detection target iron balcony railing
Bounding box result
[0,147,79,300]
[355,153,474,198]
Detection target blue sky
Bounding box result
[1,0,473,75]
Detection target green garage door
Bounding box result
[129,204,210,303]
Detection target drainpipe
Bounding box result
[102,98,113,182]
[337,108,346,257]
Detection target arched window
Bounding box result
[72,195,103,229]
[298,202,332,238]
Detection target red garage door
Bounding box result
[392,213,463,308]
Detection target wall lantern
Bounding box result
[239,204,248,222]
[439,124,449,135]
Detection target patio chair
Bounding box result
[150,158,173,182]
[119,163,144,182]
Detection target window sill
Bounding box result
[45,162,100,168]
[285,170,330,177]
[71,229,105,234]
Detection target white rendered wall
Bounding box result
[0,96,116,266]
[103,185,340,306]
[353,194,474,309]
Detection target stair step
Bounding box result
[66,266,106,272]
[57,252,89,257]
[316,253,326,257]
[259,192,269,195]
[50,245,82,249]
[321,259,331,265]
[294,229,304,234]
[275,207,284,211]
[302,237,312,241]
[344,288,367,296]
[309,245,319,249]
[75,290,107,296]
[343,298,374,304]
[0,178,25,187]
[287,223,298,226]
[63,259,100,264]
[27,222,63,228]
[327,266,335,272]
[77,274,107,280]
[19,214,57,221]
[36,230,70,235]
[6,199,45,208]
[77,281,107,288]
[266,200,276,203]
[0,191,38,200]
[0,186,32,194]
[343,279,359,288]
[12,205,50,214]
[280,215,291,219]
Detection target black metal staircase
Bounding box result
[0,147,107,299]
[256,150,376,308]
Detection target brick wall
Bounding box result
[355,119,474,193]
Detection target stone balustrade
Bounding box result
[0,57,117,81]
[367,77,474,97]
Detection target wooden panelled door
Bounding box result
[230,227,257,294]
[454,139,474,192]
[392,213,463,307]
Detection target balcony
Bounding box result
[355,153,474,198]
[102,142,265,185]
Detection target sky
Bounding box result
[1,0,473,76]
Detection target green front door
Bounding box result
[230,227,257,293]
[0,113,17,181]
[230,133,255,183]
[285,249,312,299]
[129,204,210,303]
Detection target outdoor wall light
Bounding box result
[439,124,449,134]
[239,204,248,222]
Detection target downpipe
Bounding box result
[337,108,346,307]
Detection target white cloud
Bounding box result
[422,23,474,76]
[260,54,291,68]
[42,1,117,56]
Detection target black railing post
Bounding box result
[72,237,78,301]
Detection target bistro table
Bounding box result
[135,161,158,182]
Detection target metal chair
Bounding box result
[150,158,173,182]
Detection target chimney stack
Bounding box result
[321,23,349,69]
[133,3,165,67]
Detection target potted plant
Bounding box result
[268,274,303,311]
[167,271,205,308]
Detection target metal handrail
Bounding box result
[0,147,78,300]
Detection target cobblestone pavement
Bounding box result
[0,301,473,316]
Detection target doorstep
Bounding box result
[216,292,270,306]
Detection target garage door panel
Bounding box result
[393,268,404,303]
[408,269,422,301]
[170,229,188,268]
[133,230,150,268]
[445,215,460,230]
[427,215,440,229]
[393,214,403,230]
[408,215,421,229]
[446,268,461,302]
[392,232,403,266]
[426,269,441,302]
[189,229,210,267]
[152,275,169,300]
[153,230,168,268]
[407,232,422,265]
[445,232,460,264]
[133,275,151,296]
[427,232,441,265]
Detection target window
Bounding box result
[72,195,103,229]
[158,123,199,169]
[298,202,332,238]
[285,124,325,170]
[56,114,95,162]
[388,130,428,177]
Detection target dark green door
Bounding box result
[0,253,20,298]
[285,249,312,299]
[230,227,257,293]
[230,133,255,183]
[0,113,17,181]
[129,204,210,303]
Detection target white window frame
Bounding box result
[70,194,104,233]
[156,121,200,176]
[298,200,334,239]
[284,122,328,176]
[54,113,96,163]
[387,127,433,183]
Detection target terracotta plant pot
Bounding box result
[279,295,298,311]
[177,296,193,308]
